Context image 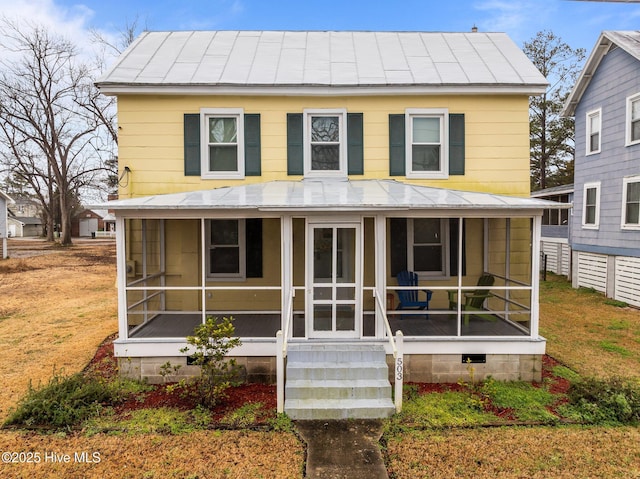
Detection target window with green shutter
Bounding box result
[388,111,465,177]
[183,110,261,178]
[287,110,363,176]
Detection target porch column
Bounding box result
[200,218,207,325]
[530,214,542,338]
[281,215,293,334]
[115,215,128,340]
[374,214,387,339]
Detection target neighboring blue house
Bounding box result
[531,184,573,277]
[563,31,640,308]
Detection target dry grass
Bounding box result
[0,241,118,421]
[0,241,304,478]
[386,426,640,478]
[0,430,303,478]
[539,274,640,377]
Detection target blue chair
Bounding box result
[396,270,433,319]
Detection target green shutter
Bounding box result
[389,218,408,277]
[244,114,261,176]
[389,114,405,176]
[347,113,364,175]
[184,113,201,176]
[449,113,465,175]
[287,113,304,175]
[449,218,466,276]
[246,219,263,278]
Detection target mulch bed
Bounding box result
[86,335,573,425]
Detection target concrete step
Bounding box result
[284,343,394,420]
[286,361,389,380]
[284,398,396,420]
[285,378,392,400]
[287,343,387,363]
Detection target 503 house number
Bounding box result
[395,357,404,381]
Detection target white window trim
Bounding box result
[586,108,601,155]
[582,182,601,229]
[407,218,450,278]
[405,108,449,179]
[621,175,640,230]
[200,108,245,180]
[303,108,347,178]
[625,93,640,146]
[206,219,246,280]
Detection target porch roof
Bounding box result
[98,180,568,213]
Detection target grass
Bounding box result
[539,273,640,377]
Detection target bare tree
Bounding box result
[0,20,107,245]
[88,16,144,192]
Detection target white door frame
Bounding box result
[306,220,363,339]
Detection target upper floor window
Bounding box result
[582,182,601,229]
[622,176,640,229]
[304,109,347,177]
[626,93,640,146]
[200,108,244,179]
[405,109,448,179]
[586,109,601,154]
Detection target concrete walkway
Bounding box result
[295,420,388,479]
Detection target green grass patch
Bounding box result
[607,320,630,331]
[605,299,629,308]
[598,341,632,357]
[219,402,264,428]
[395,391,499,429]
[84,406,211,436]
[552,365,581,382]
[481,379,558,422]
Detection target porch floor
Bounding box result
[127,311,528,339]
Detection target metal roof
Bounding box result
[563,31,640,116]
[95,179,566,212]
[96,31,547,95]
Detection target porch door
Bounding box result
[307,222,361,338]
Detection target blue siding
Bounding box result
[572,45,640,258]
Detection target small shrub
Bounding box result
[564,376,640,425]
[181,316,242,408]
[4,372,113,429]
[268,413,294,432]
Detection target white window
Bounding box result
[405,109,449,179]
[200,108,244,179]
[407,218,449,277]
[586,109,601,154]
[303,109,347,177]
[626,93,640,146]
[207,219,246,279]
[582,182,601,229]
[622,176,640,229]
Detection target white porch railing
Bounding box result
[276,288,295,414]
[374,289,403,413]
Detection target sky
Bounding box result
[1,0,640,64]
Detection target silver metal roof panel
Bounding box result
[96,31,547,94]
[95,180,567,212]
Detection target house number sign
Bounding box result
[395,357,403,381]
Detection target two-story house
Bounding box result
[96,30,559,419]
[563,31,640,308]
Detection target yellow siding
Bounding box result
[117,94,532,199]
